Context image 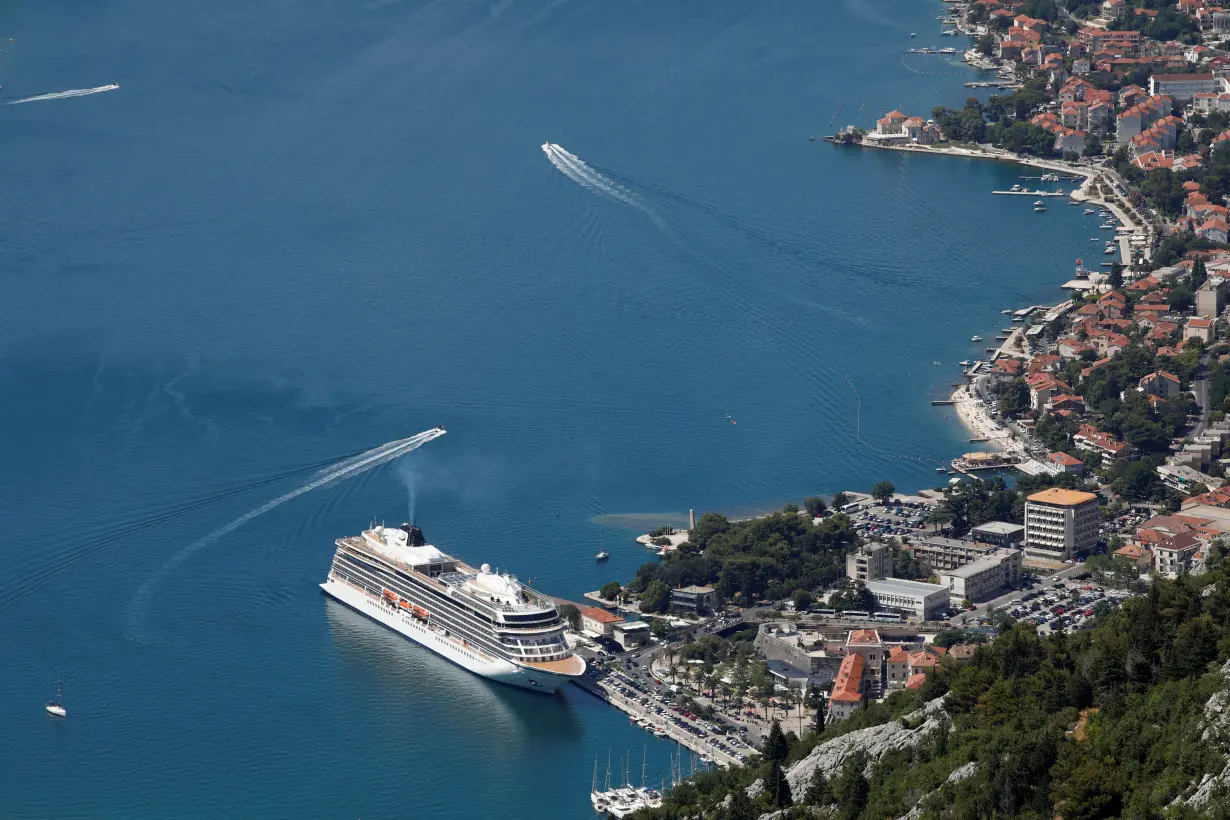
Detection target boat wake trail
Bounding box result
[8,83,120,105]
[126,426,447,643]
[541,142,675,236]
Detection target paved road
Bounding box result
[1192,352,1212,439]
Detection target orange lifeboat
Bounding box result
[398,599,412,609]
[412,605,429,619]
[381,590,397,602]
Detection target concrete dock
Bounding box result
[573,674,746,769]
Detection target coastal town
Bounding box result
[582,1,1230,817]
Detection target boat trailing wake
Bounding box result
[541,142,675,235]
[8,84,120,105]
[126,426,447,643]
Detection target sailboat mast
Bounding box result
[641,745,647,788]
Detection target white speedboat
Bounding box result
[45,680,66,718]
[959,360,971,367]
[1000,309,1012,314]
[596,550,609,561]
[970,335,982,342]
[1084,208,1095,215]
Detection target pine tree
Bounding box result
[811,687,827,734]
[764,720,789,765]
[766,760,793,808]
[803,767,833,806]
[727,786,755,820]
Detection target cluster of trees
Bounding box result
[642,556,1230,820]
[623,510,859,608]
[1110,6,1201,44]
[931,99,987,144]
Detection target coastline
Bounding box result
[847,142,1151,465]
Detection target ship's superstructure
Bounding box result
[321,523,585,692]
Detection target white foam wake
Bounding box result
[126,426,447,642]
[541,142,674,235]
[8,83,120,105]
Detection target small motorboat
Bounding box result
[1000,309,1013,314]
[1084,208,1095,215]
[910,32,917,37]
[1034,203,1047,212]
[936,467,947,473]
[959,360,971,367]
[45,679,66,718]
[970,335,982,342]
[596,550,609,561]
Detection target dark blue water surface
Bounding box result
[1,1,1107,817]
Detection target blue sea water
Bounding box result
[1,1,1106,817]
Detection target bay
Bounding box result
[0,1,1100,817]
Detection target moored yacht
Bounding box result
[321,522,585,693]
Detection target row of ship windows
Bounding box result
[335,560,568,660]
[334,563,509,658]
[338,552,561,631]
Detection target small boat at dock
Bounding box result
[1084,208,1095,215]
[1000,309,1012,314]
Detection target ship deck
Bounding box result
[521,655,586,676]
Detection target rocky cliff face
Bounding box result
[1172,659,1230,809]
[782,696,950,796]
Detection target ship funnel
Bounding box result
[400,523,428,547]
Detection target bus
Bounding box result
[843,610,870,620]
[873,611,904,622]
[808,608,837,618]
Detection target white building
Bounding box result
[613,621,651,650]
[1149,73,1227,103]
[1024,488,1100,561]
[941,549,1023,603]
[864,578,950,621]
[846,542,891,583]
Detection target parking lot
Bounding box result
[586,661,753,766]
[974,580,1129,635]
[844,499,933,539]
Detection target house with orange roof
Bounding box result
[1074,423,1129,463]
[579,606,624,637]
[1114,542,1153,568]
[1026,372,1071,411]
[1139,370,1181,399]
[993,358,1024,378]
[1186,316,1215,343]
[1048,394,1086,415]
[1028,354,1062,373]
[905,673,927,690]
[827,652,866,723]
[1081,356,1113,379]
[885,646,911,689]
[1048,451,1085,475]
[844,629,885,696]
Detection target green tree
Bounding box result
[803,767,832,806]
[765,760,793,808]
[599,581,622,601]
[764,720,789,765]
[870,481,896,503]
[834,753,869,820]
[727,786,756,820]
[557,603,581,631]
[804,496,828,517]
[791,589,813,611]
[810,685,827,733]
[640,580,671,613]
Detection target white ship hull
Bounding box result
[321,579,576,693]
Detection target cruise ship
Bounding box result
[321,522,586,693]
